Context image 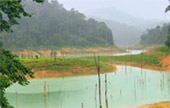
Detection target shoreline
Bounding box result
[138,102,170,108]
[27,65,116,80]
[117,63,170,72]
[27,63,169,80]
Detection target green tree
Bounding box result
[0,0,44,107]
[165,3,170,48]
[140,24,169,45]
[165,27,170,48]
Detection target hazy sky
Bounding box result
[57,0,170,21]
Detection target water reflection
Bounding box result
[6,66,170,108]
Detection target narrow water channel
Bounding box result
[6,65,170,108]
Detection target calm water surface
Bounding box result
[6,66,170,108]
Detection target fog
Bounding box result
[58,0,170,21]
[55,0,170,45]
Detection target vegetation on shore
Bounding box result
[20,46,170,79]
[96,46,169,70]
[20,57,114,79]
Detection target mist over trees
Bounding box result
[0,1,114,50]
[92,17,143,45]
[140,24,169,45]
[84,7,165,31]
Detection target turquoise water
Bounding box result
[6,66,170,108]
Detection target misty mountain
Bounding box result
[85,7,165,30]
[58,0,170,21]
[92,17,143,45]
[0,1,114,49]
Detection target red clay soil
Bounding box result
[12,47,124,57]
[138,102,170,108]
[160,55,170,72]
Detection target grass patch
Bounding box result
[20,46,169,74]
[84,54,160,67]
[21,57,113,72]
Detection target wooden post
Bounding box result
[125,45,127,74]
[48,84,50,95]
[95,84,97,108]
[105,74,108,108]
[44,82,46,96]
[16,92,18,108]
[134,77,136,100]
[130,46,132,72]
[141,52,143,74]
[94,55,102,108]
[81,103,84,108]
[95,84,97,100]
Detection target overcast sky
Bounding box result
[57,0,170,21]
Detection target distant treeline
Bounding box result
[0,1,114,49]
[140,23,169,45]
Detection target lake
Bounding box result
[6,65,170,108]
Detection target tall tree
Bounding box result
[165,27,170,47]
[0,0,44,107]
[165,2,170,48]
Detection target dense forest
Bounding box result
[140,23,169,45]
[0,1,114,49]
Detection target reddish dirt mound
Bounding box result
[12,47,124,57]
[61,48,80,52]
[160,55,170,71]
[83,47,121,53]
[83,48,99,52]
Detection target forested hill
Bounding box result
[140,23,169,45]
[0,1,114,49]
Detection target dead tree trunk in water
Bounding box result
[16,92,18,108]
[140,52,143,74]
[105,74,108,108]
[95,84,97,108]
[48,84,50,95]
[54,51,57,64]
[44,82,46,96]
[94,55,102,108]
[81,103,84,108]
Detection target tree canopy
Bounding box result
[165,4,170,48]
[140,24,169,45]
[165,27,170,48]
[0,0,44,33]
[0,0,44,107]
[1,1,114,50]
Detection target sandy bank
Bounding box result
[138,102,170,108]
